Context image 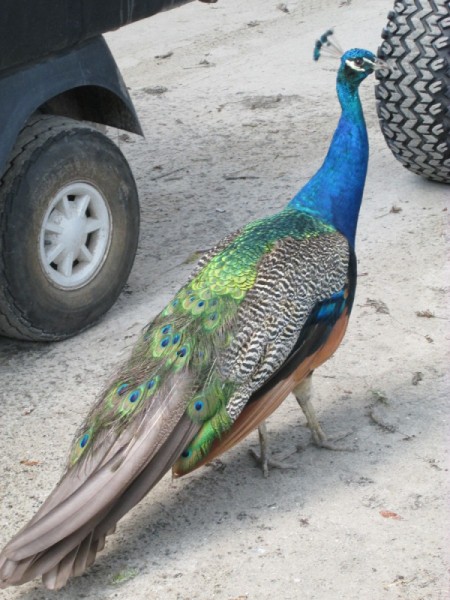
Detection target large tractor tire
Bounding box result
[375,0,450,183]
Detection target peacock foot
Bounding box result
[249,422,298,478]
[300,424,353,452]
[294,376,353,452]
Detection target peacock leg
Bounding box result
[249,421,297,477]
[294,374,351,451]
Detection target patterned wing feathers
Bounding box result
[174,231,350,475]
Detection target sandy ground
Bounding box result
[0,0,449,599]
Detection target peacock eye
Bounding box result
[354,57,364,67]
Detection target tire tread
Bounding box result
[375,0,450,183]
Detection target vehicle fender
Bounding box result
[0,36,142,178]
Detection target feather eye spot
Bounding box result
[209,298,218,307]
[189,295,196,303]
[147,379,156,390]
[194,401,204,411]
[129,390,140,403]
[172,333,181,344]
[177,347,187,358]
[117,383,129,396]
[209,312,218,321]
[181,448,191,458]
[197,300,205,308]
[161,325,172,334]
[80,434,90,448]
[172,299,179,307]
[161,336,170,348]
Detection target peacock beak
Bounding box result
[373,58,390,71]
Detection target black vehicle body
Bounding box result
[0,0,194,177]
[0,0,196,341]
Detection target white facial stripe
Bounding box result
[345,58,365,72]
[363,57,375,67]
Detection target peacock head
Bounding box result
[314,30,388,89]
[339,48,379,85]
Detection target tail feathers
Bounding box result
[0,376,199,590]
[43,534,102,589]
[91,417,197,540]
[14,427,120,538]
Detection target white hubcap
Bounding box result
[39,183,112,289]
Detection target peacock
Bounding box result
[0,34,386,589]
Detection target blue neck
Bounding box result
[288,76,369,246]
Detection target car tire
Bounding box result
[375,0,450,183]
[0,115,140,341]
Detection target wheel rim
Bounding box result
[39,182,112,289]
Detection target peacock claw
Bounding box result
[308,429,354,452]
[294,376,354,453]
[249,448,298,478]
[250,421,298,477]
